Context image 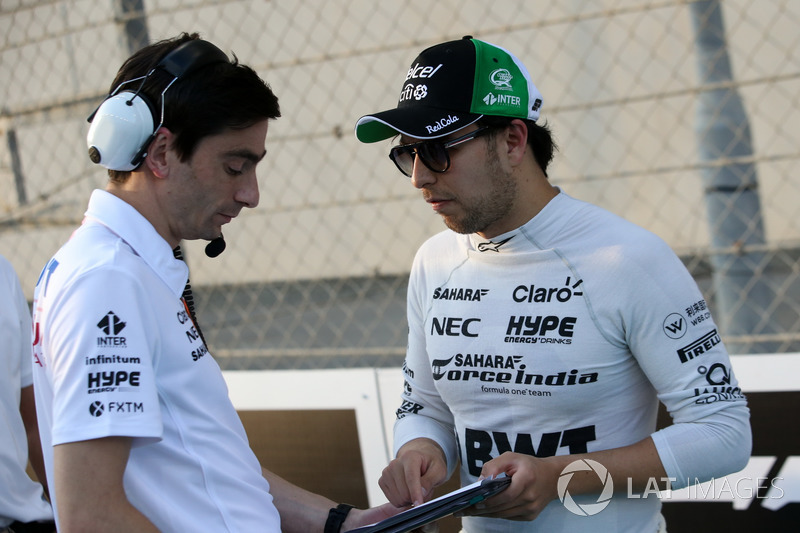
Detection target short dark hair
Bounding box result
[107,32,281,180]
[478,116,557,177]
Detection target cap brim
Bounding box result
[355,106,482,143]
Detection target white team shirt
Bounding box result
[31,190,281,532]
[0,255,54,527]
[394,191,751,532]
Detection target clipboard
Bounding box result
[347,474,511,533]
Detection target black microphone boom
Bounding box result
[205,235,226,258]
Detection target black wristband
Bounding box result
[324,503,354,533]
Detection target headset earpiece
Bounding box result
[86,92,156,171]
[86,39,228,171]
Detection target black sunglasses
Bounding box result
[389,126,491,177]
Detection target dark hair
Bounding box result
[478,116,557,177]
[107,32,281,180]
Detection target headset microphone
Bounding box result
[205,235,226,258]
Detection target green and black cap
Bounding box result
[355,36,543,143]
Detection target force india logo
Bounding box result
[431,354,598,387]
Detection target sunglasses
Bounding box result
[389,126,491,177]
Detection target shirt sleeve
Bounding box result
[612,235,752,489]
[46,266,163,445]
[393,249,460,479]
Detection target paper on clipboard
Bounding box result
[347,474,511,533]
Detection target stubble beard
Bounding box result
[441,145,517,235]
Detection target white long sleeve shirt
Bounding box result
[394,191,751,532]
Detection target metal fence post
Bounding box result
[689,0,774,353]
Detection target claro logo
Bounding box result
[512,278,584,303]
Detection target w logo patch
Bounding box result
[662,313,686,339]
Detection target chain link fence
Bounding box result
[2,0,798,369]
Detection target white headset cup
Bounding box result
[86,92,155,171]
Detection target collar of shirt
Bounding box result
[467,190,570,254]
[83,189,188,298]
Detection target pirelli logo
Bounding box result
[677,329,721,363]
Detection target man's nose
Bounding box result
[236,172,260,208]
[410,156,437,189]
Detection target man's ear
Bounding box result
[144,127,173,179]
[504,119,529,167]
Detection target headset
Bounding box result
[86,39,229,172]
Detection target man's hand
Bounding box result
[378,438,448,507]
[461,452,561,522]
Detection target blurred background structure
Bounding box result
[2,0,799,369]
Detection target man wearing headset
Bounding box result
[31,33,396,533]
[354,37,752,532]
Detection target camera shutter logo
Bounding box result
[557,459,614,516]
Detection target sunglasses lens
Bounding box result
[389,139,452,177]
[418,142,448,172]
[390,147,415,177]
